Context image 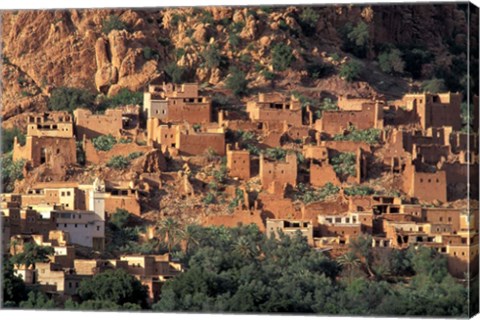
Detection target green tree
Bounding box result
[271,43,295,71]
[330,152,356,180]
[101,15,128,35]
[421,78,447,93]
[48,87,96,113]
[10,242,54,269]
[19,291,55,309]
[349,234,375,278]
[339,60,363,82]
[77,269,148,308]
[99,88,143,109]
[156,218,184,254]
[1,153,25,192]
[338,251,361,283]
[92,134,117,151]
[225,67,248,97]
[1,127,26,154]
[343,21,370,58]
[202,45,223,69]
[298,7,319,36]
[2,259,27,307]
[165,62,188,84]
[378,49,405,74]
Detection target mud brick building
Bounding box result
[392,92,462,130]
[246,93,303,127]
[144,83,212,124]
[316,99,384,136]
[259,152,298,189]
[226,144,251,180]
[73,108,123,140]
[266,218,314,245]
[13,112,77,168]
[147,120,226,156]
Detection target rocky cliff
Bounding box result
[1,4,473,126]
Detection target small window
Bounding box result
[75,224,77,228]
[85,224,88,228]
[64,224,67,227]
[97,226,100,231]
[67,191,71,196]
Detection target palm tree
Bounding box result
[349,234,376,278]
[233,236,257,260]
[156,218,184,254]
[338,251,361,283]
[182,224,202,254]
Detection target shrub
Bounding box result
[378,49,405,74]
[2,127,25,154]
[165,62,188,84]
[331,53,341,62]
[298,7,319,36]
[315,98,339,118]
[333,126,381,145]
[200,11,214,24]
[100,88,143,110]
[239,54,252,65]
[1,153,25,192]
[294,182,340,204]
[175,48,186,59]
[402,47,432,79]
[119,137,133,144]
[76,141,86,166]
[202,45,222,69]
[225,67,248,97]
[228,33,240,47]
[203,192,216,205]
[264,147,287,161]
[339,60,363,82]
[306,62,333,79]
[344,185,375,196]
[261,70,276,81]
[271,43,295,71]
[127,152,144,160]
[101,15,128,35]
[107,155,130,169]
[48,87,96,113]
[92,135,117,151]
[230,21,245,33]
[170,14,186,27]
[228,188,244,211]
[331,152,356,180]
[421,78,447,93]
[142,46,155,60]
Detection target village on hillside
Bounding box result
[1,4,479,316]
[2,81,479,306]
